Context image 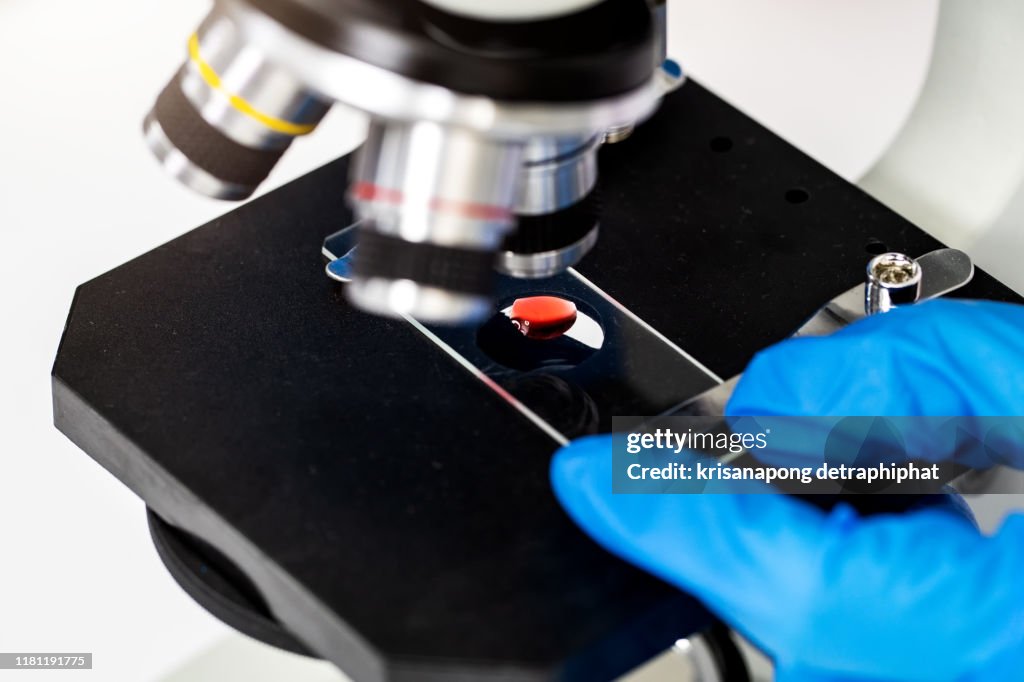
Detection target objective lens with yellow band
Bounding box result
[143,9,330,200]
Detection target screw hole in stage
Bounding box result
[785,188,810,204]
[710,136,733,152]
[865,239,889,255]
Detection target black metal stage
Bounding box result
[53,82,1021,681]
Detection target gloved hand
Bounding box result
[551,299,1024,681]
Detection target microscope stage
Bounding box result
[52,84,1021,681]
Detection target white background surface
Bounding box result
[3,1,1014,680]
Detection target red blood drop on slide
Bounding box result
[510,296,578,340]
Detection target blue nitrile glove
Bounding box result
[551,299,1024,681]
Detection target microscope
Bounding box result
[52,1,1023,679]
[142,0,672,324]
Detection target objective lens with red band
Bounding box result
[349,182,514,222]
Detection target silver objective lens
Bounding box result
[346,120,524,324]
[498,134,602,279]
[865,252,922,315]
[143,8,330,200]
